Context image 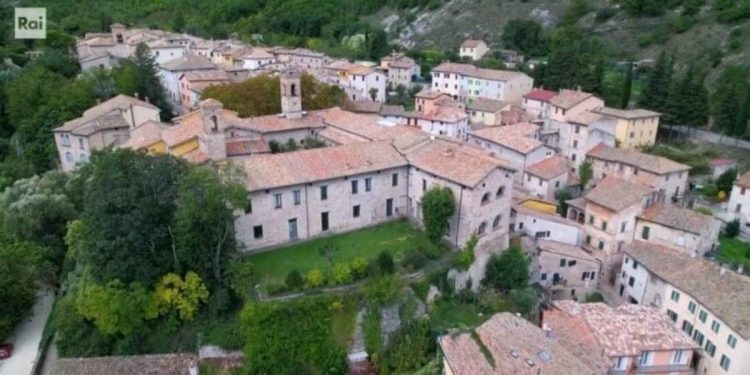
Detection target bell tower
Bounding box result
[280,69,302,118]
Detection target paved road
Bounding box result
[663,125,750,150]
[0,292,54,375]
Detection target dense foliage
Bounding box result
[0,237,47,340]
[421,186,456,243]
[482,246,530,292]
[240,296,347,374]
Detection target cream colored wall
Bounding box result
[617,115,659,149]
[549,96,604,123]
[533,250,599,299]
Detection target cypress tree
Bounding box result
[620,62,633,109]
[639,51,673,113]
[734,83,750,137]
[714,80,739,133]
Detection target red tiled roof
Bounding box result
[525,156,569,180]
[524,89,556,102]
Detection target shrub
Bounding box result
[477,289,513,313]
[380,319,435,373]
[509,288,537,316]
[402,250,428,271]
[482,246,530,291]
[411,281,430,302]
[378,251,395,275]
[585,292,605,303]
[350,256,368,279]
[716,168,737,194]
[226,260,256,300]
[331,263,353,285]
[285,270,304,290]
[305,268,325,288]
[456,235,478,271]
[364,276,403,307]
[421,243,446,259]
[724,219,741,238]
[207,287,232,318]
[595,7,616,22]
[365,259,382,278]
[421,186,457,243]
[363,307,382,359]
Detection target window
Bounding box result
[601,221,608,231]
[65,152,73,163]
[688,301,696,314]
[321,212,329,231]
[493,215,501,228]
[728,334,737,349]
[575,125,580,134]
[496,186,505,197]
[541,273,547,281]
[392,173,398,186]
[567,260,577,267]
[693,330,704,346]
[672,350,687,365]
[78,138,85,149]
[245,199,253,214]
[615,357,627,370]
[253,225,263,239]
[274,193,282,209]
[598,241,604,250]
[365,177,372,192]
[573,140,578,149]
[641,226,650,240]
[60,134,70,146]
[711,320,721,334]
[699,310,707,323]
[588,215,595,225]
[351,180,359,194]
[555,181,560,188]
[320,185,328,200]
[682,320,693,335]
[697,342,713,359]
[667,309,677,322]
[671,290,680,302]
[639,351,652,366]
[422,179,426,192]
[477,222,487,235]
[571,153,577,161]
[620,222,627,233]
[353,205,360,218]
[720,355,731,371]
[480,192,492,206]
[628,276,634,287]
[633,168,639,175]
[560,259,567,267]
[293,190,301,205]
[585,235,591,245]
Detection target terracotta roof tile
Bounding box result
[638,203,717,235]
[460,39,486,48]
[537,240,597,262]
[584,176,653,212]
[471,123,544,154]
[586,144,690,175]
[525,156,569,180]
[439,312,599,375]
[160,55,215,71]
[466,97,508,113]
[624,241,750,339]
[592,106,660,119]
[432,62,530,82]
[120,120,170,150]
[524,89,557,102]
[549,90,594,110]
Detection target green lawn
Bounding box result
[428,300,490,332]
[718,237,750,272]
[246,219,438,289]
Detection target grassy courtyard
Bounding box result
[246,219,440,290]
[718,237,750,272]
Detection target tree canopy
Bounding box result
[421,186,456,243]
[482,246,530,292]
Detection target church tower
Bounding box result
[280,69,302,118]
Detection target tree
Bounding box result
[620,62,633,109]
[150,272,210,321]
[0,237,46,340]
[482,246,530,291]
[664,63,708,128]
[582,57,605,95]
[639,51,673,113]
[369,87,379,101]
[501,19,547,56]
[579,161,593,189]
[78,150,185,285]
[377,251,395,275]
[733,82,750,137]
[555,187,574,217]
[716,168,737,194]
[380,319,435,373]
[75,279,153,336]
[421,186,456,243]
[113,43,173,121]
[172,165,247,285]
[285,270,304,290]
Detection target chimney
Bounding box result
[720,265,727,275]
[738,264,744,275]
[134,92,139,99]
[144,96,150,103]
[544,327,552,338]
[576,85,582,92]
[96,98,101,105]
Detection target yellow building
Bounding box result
[592,107,660,149]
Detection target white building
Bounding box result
[620,241,750,375]
[459,39,490,61]
[147,39,187,65]
[158,55,216,103]
[431,62,533,103]
[522,156,573,202]
[727,171,750,237]
[531,240,600,300]
[237,49,276,70]
[634,203,720,257]
[344,66,387,103]
[380,52,420,89]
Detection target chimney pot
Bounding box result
[134,92,139,99]
[720,265,727,275]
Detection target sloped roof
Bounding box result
[638,203,717,235]
[584,177,653,212]
[537,240,597,262]
[586,144,690,175]
[55,94,157,133]
[624,240,750,339]
[160,55,215,71]
[460,39,486,48]
[470,123,544,154]
[568,111,605,126]
[119,120,170,149]
[439,312,599,375]
[549,90,594,110]
[466,98,508,113]
[524,89,556,102]
[592,106,660,119]
[432,62,529,82]
[524,156,569,180]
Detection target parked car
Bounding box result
[0,343,13,359]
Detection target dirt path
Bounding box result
[0,291,54,375]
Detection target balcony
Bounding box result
[633,364,693,374]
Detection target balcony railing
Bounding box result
[633,364,692,374]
